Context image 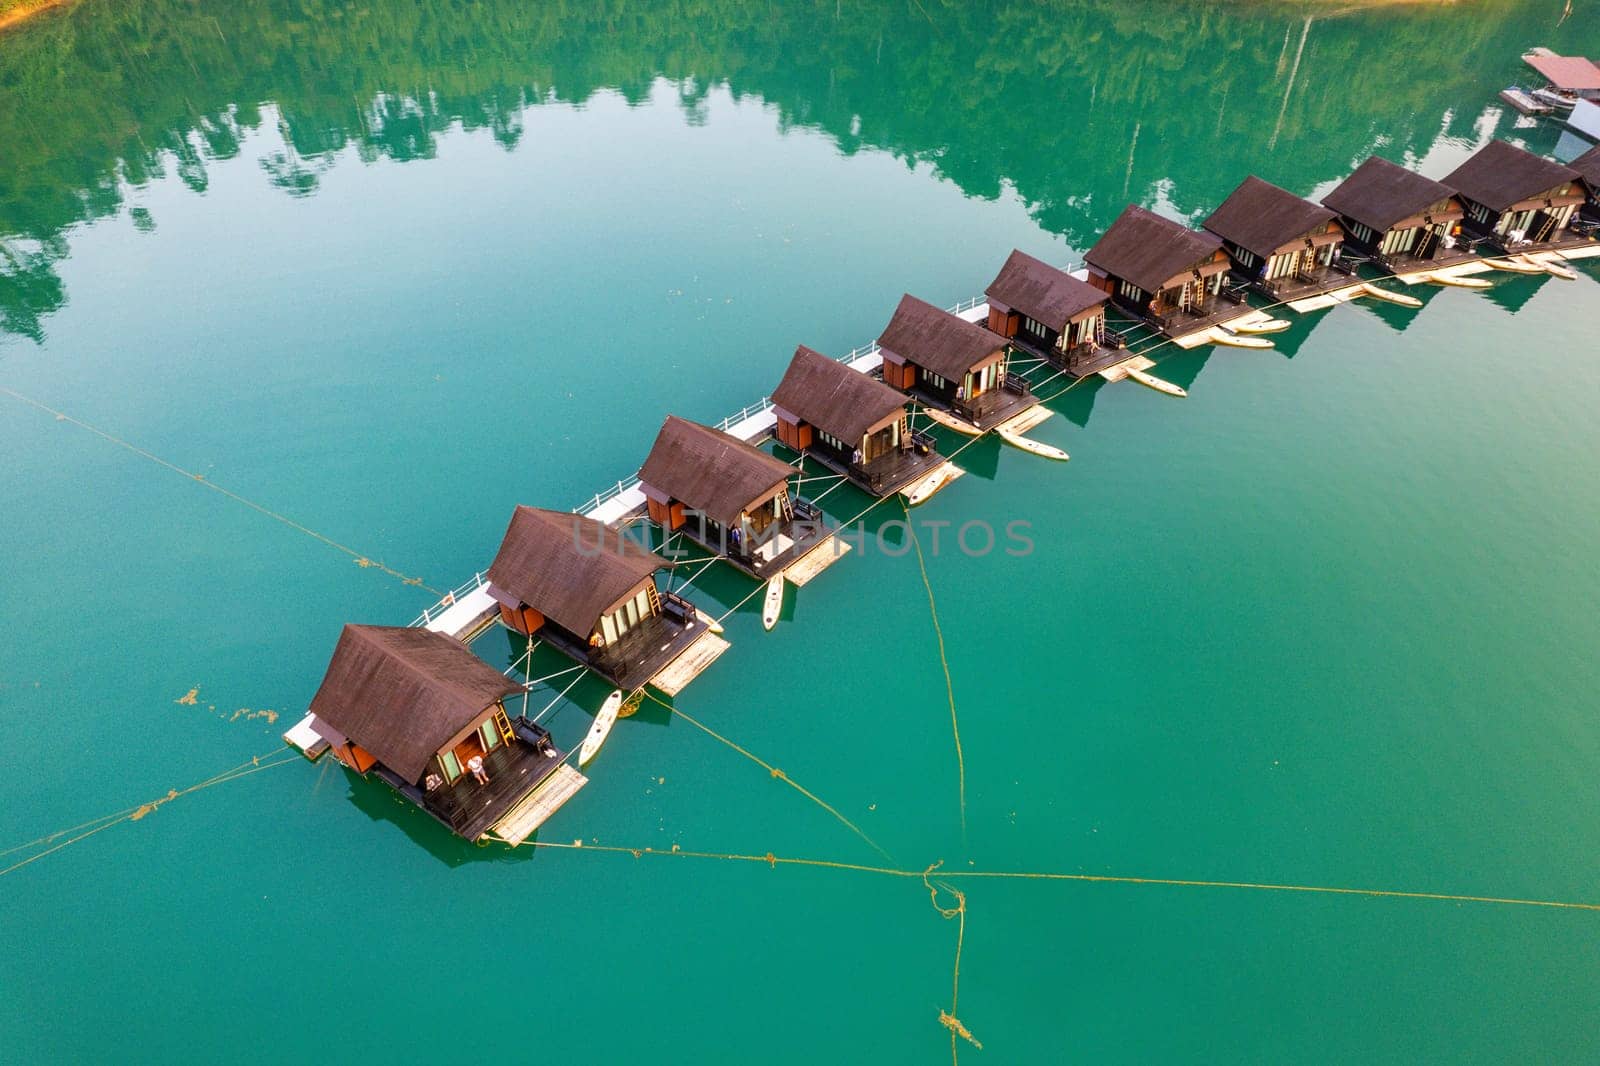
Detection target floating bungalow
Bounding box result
[771,344,944,497]
[983,249,1125,379]
[638,415,830,579]
[1203,177,1351,300]
[1443,141,1590,254]
[1320,156,1474,273]
[486,506,724,692]
[1522,49,1600,109]
[876,294,1037,431]
[1570,145,1600,222]
[1084,205,1247,338]
[305,624,584,845]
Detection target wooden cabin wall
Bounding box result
[881,357,916,390]
[776,415,813,451]
[334,742,377,774]
[986,306,1020,337]
[646,496,686,530]
[498,601,545,636]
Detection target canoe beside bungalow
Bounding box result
[983,249,1128,379]
[487,506,727,692]
[637,415,835,580]
[877,294,1038,432]
[1202,176,1354,301]
[771,344,945,497]
[1083,204,1251,340]
[1443,141,1592,255]
[1320,156,1477,274]
[304,624,584,845]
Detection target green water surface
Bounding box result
[3,1,1599,1061]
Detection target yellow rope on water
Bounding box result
[1,388,440,594]
[644,691,894,864]
[924,861,979,1060]
[0,748,303,878]
[901,499,967,844]
[512,838,1600,913]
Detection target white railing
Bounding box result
[408,571,488,628]
[409,291,996,625]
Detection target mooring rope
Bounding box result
[0,748,302,879]
[900,498,967,843]
[924,861,979,1061]
[643,691,894,864]
[0,388,439,593]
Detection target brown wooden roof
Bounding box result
[1570,145,1600,193]
[876,294,1006,381]
[1203,176,1337,259]
[308,624,522,784]
[770,345,908,443]
[638,415,794,527]
[984,249,1107,327]
[1084,204,1224,294]
[1442,141,1579,213]
[1320,156,1460,233]
[488,506,666,636]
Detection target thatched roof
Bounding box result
[770,345,907,443]
[1569,145,1600,193]
[308,625,521,783]
[984,249,1107,327]
[488,506,665,636]
[876,294,1007,381]
[1203,176,1337,259]
[1084,205,1224,294]
[1442,141,1579,213]
[638,416,794,527]
[1321,156,1460,232]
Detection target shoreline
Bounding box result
[0,0,70,34]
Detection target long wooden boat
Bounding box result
[995,427,1069,461]
[1483,257,1545,274]
[1230,316,1290,335]
[1423,272,1493,289]
[762,575,784,631]
[1126,367,1188,397]
[579,689,623,766]
[921,407,984,436]
[1212,329,1276,349]
[1360,284,1424,308]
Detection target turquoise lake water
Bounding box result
[3,1,1600,1061]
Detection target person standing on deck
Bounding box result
[468,754,490,785]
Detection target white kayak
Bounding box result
[1537,259,1577,281]
[761,575,784,631]
[1126,368,1188,397]
[695,608,724,635]
[1231,316,1291,334]
[1424,272,1492,289]
[995,427,1069,461]
[1360,284,1423,308]
[920,407,984,436]
[1212,329,1276,349]
[902,465,958,506]
[579,689,623,766]
[1484,257,1544,274]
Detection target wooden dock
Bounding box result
[785,535,851,587]
[1098,355,1154,382]
[650,631,731,696]
[994,405,1055,436]
[488,765,588,846]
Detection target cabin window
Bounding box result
[1265,253,1294,280]
[1350,222,1375,244]
[1117,279,1144,301]
[439,750,463,784]
[480,720,502,752]
[1021,314,1050,338]
[817,429,848,452]
[1380,227,1417,255]
[1468,202,1492,224]
[1235,249,1258,268]
[925,370,949,391]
